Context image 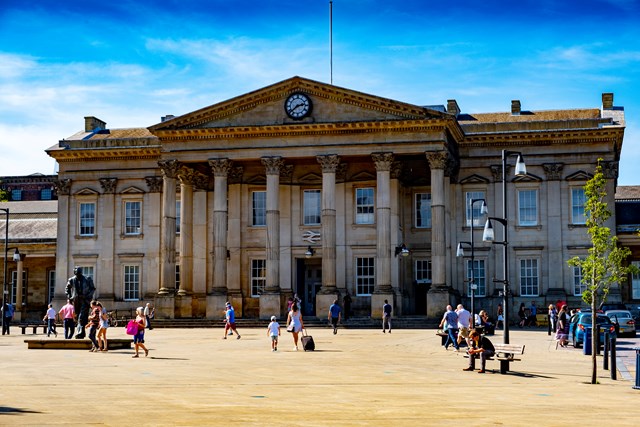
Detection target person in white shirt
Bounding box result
[456,304,472,347]
[267,316,281,352]
[43,304,57,338]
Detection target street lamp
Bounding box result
[456,199,487,324]
[1,208,21,335]
[482,150,526,374]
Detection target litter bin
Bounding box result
[583,326,592,355]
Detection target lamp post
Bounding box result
[456,199,487,323]
[482,150,526,373]
[1,208,21,335]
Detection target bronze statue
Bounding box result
[65,267,95,339]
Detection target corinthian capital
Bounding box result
[426,151,449,170]
[371,152,394,172]
[158,159,181,179]
[208,158,233,177]
[261,156,285,175]
[316,154,340,173]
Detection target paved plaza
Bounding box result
[1,325,639,426]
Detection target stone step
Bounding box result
[24,338,133,350]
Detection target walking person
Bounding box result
[223,302,241,339]
[43,303,58,338]
[267,316,280,352]
[144,303,155,330]
[286,303,304,351]
[382,299,392,333]
[455,304,471,347]
[496,303,504,330]
[58,299,76,339]
[97,302,109,351]
[132,306,149,358]
[555,305,570,348]
[328,299,341,335]
[548,304,558,335]
[2,302,14,335]
[439,305,460,351]
[85,300,101,352]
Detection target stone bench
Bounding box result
[24,338,133,350]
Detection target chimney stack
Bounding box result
[511,100,521,116]
[84,116,106,132]
[446,99,460,116]
[602,93,614,110]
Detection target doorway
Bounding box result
[296,258,322,316]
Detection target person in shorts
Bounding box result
[223,302,241,340]
[328,299,341,335]
[455,304,472,347]
[267,316,280,351]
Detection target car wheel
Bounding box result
[573,334,580,348]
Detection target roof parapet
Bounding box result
[602,93,614,110]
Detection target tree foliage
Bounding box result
[567,160,636,384]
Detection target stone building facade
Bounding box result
[46,77,627,321]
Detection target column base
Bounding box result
[154,296,175,320]
[175,295,193,318]
[259,292,282,320]
[316,292,340,320]
[176,288,191,297]
[427,287,455,318]
[157,287,173,296]
[206,294,228,319]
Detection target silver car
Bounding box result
[605,310,636,337]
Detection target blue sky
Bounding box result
[1,0,639,185]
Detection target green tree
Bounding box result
[567,160,636,384]
[0,184,7,201]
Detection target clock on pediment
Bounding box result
[285,92,313,120]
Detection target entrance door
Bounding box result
[303,261,322,316]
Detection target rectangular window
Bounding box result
[79,266,94,281]
[175,264,180,290]
[519,259,539,296]
[176,200,181,234]
[251,259,266,297]
[123,265,140,301]
[415,193,432,228]
[303,189,321,225]
[573,264,586,296]
[124,201,142,235]
[356,257,375,295]
[252,191,266,226]
[571,188,586,224]
[355,188,375,224]
[415,259,432,284]
[41,188,52,200]
[48,270,56,304]
[79,202,96,236]
[10,270,27,306]
[466,259,486,297]
[465,191,485,227]
[11,189,22,201]
[518,189,538,226]
[631,261,640,299]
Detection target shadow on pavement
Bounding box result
[0,406,42,414]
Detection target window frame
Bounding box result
[465,191,485,227]
[571,187,587,225]
[79,202,96,236]
[415,259,432,284]
[176,200,181,234]
[41,188,52,200]
[415,192,432,228]
[355,187,375,225]
[517,188,538,226]
[47,269,56,304]
[631,261,640,299]
[573,263,586,297]
[303,189,321,226]
[519,258,539,296]
[355,257,375,296]
[10,270,27,306]
[251,190,267,227]
[123,264,141,301]
[250,259,266,297]
[124,200,142,235]
[465,258,486,297]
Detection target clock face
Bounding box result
[285,93,312,119]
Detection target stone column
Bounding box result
[145,176,163,300]
[371,152,395,319]
[177,168,196,296]
[426,151,452,317]
[315,154,340,316]
[98,178,117,301]
[259,156,284,319]
[543,163,564,292]
[207,158,233,318]
[157,160,179,318]
[13,254,25,322]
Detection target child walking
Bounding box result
[267,315,280,352]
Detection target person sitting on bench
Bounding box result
[463,330,495,374]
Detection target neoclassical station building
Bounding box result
[46,77,627,321]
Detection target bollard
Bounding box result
[634,347,640,390]
[603,331,609,370]
[610,335,617,380]
[547,315,552,336]
[583,327,592,355]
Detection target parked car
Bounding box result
[598,302,627,313]
[605,310,636,337]
[568,312,616,348]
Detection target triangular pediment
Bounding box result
[121,186,145,194]
[459,174,490,184]
[299,173,322,184]
[75,188,99,196]
[149,76,448,132]
[566,170,593,181]
[514,173,542,182]
[351,171,376,182]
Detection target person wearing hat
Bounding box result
[266,315,281,351]
[223,302,241,340]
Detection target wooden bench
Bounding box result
[492,343,525,374]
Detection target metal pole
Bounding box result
[610,335,617,380]
[501,151,509,346]
[634,347,640,389]
[470,199,475,324]
[603,331,609,370]
[2,208,8,335]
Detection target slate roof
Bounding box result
[0,201,57,241]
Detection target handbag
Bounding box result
[286,323,294,333]
[126,320,139,335]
